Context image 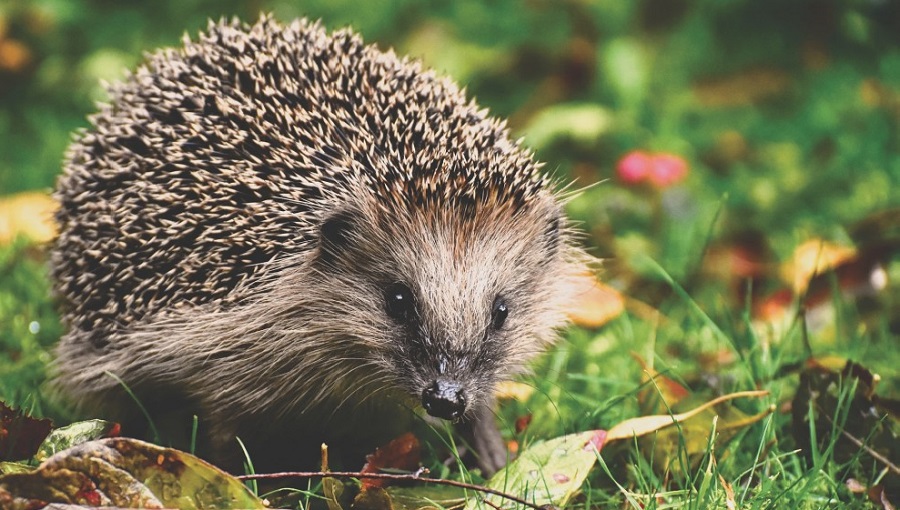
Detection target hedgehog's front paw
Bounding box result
[458,401,509,476]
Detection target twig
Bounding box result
[238,469,546,509]
[820,413,900,476]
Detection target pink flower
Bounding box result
[616,151,689,188]
[647,153,688,187]
[616,151,652,184]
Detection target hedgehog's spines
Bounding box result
[51,15,588,471]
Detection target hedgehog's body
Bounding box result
[52,16,585,472]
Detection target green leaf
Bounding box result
[465,430,606,509]
[0,462,33,475]
[601,37,648,108]
[523,103,614,150]
[0,438,266,509]
[323,476,347,510]
[352,486,395,510]
[34,419,119,462]
[386,485,466,510]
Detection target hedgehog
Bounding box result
[51,15,588,474]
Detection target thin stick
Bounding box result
[821,413,900,476]
[238,469,547,509]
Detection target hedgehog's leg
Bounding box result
[203,419,246,473]
[458,399,508,476]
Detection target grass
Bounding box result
[490,255,897,508]
[0,238,64,418]
[5,234,893,508]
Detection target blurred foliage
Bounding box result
[0,239,61,414]
[0,0,898,506]
[0,0,897,260]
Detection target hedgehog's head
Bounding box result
[309,175,581,421]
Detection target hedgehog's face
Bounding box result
[314,194,573,421]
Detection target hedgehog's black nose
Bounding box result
[422,378,467,420]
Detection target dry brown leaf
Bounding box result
[494,381,534,402]
[782,239,856,294]
[0,39,30,72]
[0,402,52,462]
[847,478,867,493]
[360,433,420,489]
[0,191,57,245]
[567,274,625,328]
[693,68,791,107]
[606,390,769,441]
[352,486,394,510]
[0,438,264,509]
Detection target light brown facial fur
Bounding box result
[308,185,580,419]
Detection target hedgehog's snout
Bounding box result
[421,377,467,421]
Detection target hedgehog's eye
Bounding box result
[491,297,509,330]
[385,283,415,322]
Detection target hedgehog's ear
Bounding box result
[317,210,356,264]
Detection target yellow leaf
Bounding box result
[782,239,855,294]
[0,39,31,72]
[494,381,534,402]
[567,275,625,328]
[693,68,791,107]
[0,191,57,245]
[606,390,769,441]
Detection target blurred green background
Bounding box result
[2,0,899,256]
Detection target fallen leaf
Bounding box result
[386,485,464,510]
[352,486,394,510]
[567,275,625,328]
[606,390,769,441]
[0,39,31,72]
[360,433,420,489]
[35,420,119,462]
[801,253,886,310]
[793,358,899,499]
[0,402,52,462]
[869,484,897,510]
[0,191,57,245]
[466,430,606,509]
[495,381,534,402]
[324,475,347,510]
[514,415,532,435]
[0,462,31,475]
[697,349,738,371]
[752,288,794,323]
[782,239,856,294]
[636,402,774,476]
[0,464,114,508]
[846,478,867,493]
[0,438,265,509]
[693,67,791,107]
